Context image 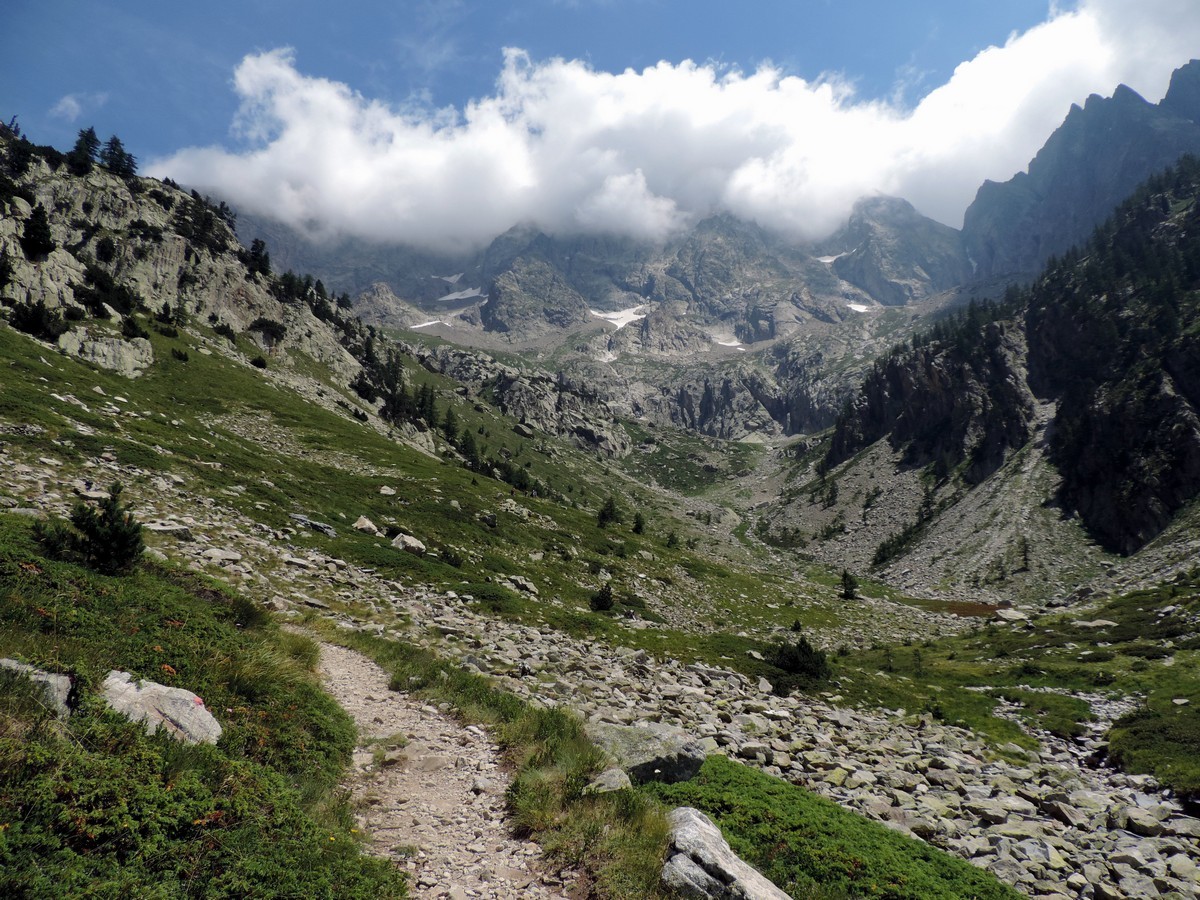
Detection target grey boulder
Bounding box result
[0,658,72,719]
[662,807,790,900]
[585,721,705,784]
[101,670,223,745]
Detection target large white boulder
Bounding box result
[662,807,790,899]
[101,670,222,745]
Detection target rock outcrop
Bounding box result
[1,658,72,719]
[58,328,154,377]
[101,670,223,745]
[585,721,706,784]
[662,807,790,900]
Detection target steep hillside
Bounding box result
[771,155,1200,599]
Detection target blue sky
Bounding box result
[6,1,1052,157]
[5,1,1200,247]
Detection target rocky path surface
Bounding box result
[315,640,570,899]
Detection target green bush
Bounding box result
[121,316,150,340]
[9,299,69,341]
[771,634,831,685]
[465,583,522,615]
[590,581,615,612]
[645,756,1021,900]
[1109,702,1200,799]
[34,482,144,575]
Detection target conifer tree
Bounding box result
[19,203,55,260]
[597,495,619,528]
[840,569,858,600]
[67,126,99,175]
[99,135,137,177]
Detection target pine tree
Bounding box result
[442,406,459,444]
[67,127,99,175]
[99,135,137,177]
[840,569,858,600]
[459,429,481,470]
[633,511,646,535]
[247,238,271,277]
[34,482,144,575]
[597,495,619,528]
[19,203,56,260]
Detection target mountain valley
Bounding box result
[1,61,1200,900]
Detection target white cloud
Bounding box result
[50,92,109,122]
[146,0,1200,250]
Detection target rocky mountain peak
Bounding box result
[823,195,972,306]
[962,60,1200,280]
[1161,58,1200,122]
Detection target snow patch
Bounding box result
[590,305,648,330]
[434,273,463,285]
[715,339,744,348]
[412,319,448,329]
[846,302,870,313]
[817,253,846,264]
[436,287,485,303]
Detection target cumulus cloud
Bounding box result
[50,92,109,122]
[147,0,1200,250]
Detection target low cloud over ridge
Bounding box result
[148,0,1200,251]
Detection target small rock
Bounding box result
[353,515,380,535]
[0,658,72,719]
[391,532,427,556]
[585,768,633,794]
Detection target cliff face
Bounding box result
[479,256,593,335]
[962,61,1200,281]
[0,134,359,382]
[827,316,1036,485]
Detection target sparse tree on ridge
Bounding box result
[67,126,99,175]
[246,238,271,277]
[99,135,137,177]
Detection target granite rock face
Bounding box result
[662,807,790,900]
[585,721,706,784]
[101,670,223,745]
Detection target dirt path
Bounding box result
[316,641,570,900]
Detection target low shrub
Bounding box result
[771,634,831,686]
[590,581,615,612]
[645,756,1021,900]
[9,299,69,341]
[34,482,144,575]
